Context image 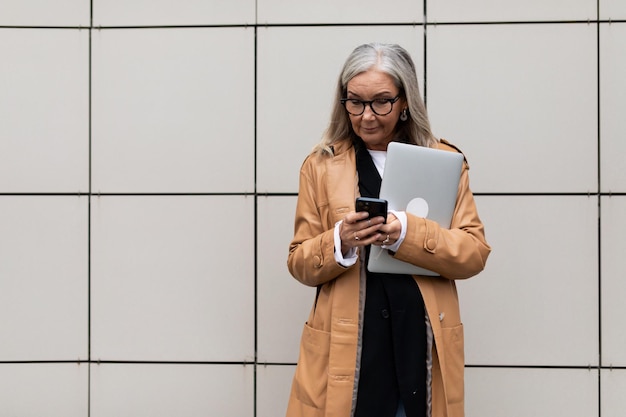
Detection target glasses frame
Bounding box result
[340,96,401,116]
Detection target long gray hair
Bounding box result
[314,43,438,155]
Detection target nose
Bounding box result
[362,104,376,120]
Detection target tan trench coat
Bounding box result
[286,139,491,417]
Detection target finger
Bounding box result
[360,222,386,237]
[377,220,400,235]
[358,216,385,229]
[346,211,369,225]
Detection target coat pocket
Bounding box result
[440,323,465,406]
[293,322,331,409]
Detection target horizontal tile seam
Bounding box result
[1,20,624,31]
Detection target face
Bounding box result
[345,69,406,151]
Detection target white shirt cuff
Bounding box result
[334,220,358,267]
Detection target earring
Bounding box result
[400,108,408,121]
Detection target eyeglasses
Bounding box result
[340,96,400,116]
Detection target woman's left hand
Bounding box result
[373,212,401,247]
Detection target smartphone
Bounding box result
[355,197,388,223]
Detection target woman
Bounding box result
[286,43,491,417]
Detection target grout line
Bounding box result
[87,2,93,416]
[253,21,259,417]
[6,193,619,197]
[3,360,622,369]
[2,19,625,32]
[465,364,608,370]
[596,0,602,414]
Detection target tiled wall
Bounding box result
[0,1,624,416]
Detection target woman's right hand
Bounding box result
[339,211,386,255]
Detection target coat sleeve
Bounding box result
[391,159,491,279]
[287,156,356,287]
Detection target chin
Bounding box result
[363,142,388,151]
[360,136,387,149]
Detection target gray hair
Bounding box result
[314,43,438,155]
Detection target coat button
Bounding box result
[381,309,390,319]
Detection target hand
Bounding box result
[372,212,400,248]
[340,211,386,254]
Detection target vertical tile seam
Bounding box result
[87,1,93,416]
[253,1,259,414]
[596,1,602,416]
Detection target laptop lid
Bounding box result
[367,141,463,276]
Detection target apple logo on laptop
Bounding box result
[406,197,429,218]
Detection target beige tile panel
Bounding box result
[466,367,598,417]
[600,196,626,366]
[0,29,89,193]
[0,0,89,26]
[90,196,255,362]
[0,363,88,417]
[600,23,626,193]
[90,363,254,417]
[257,25,424,193]
[458,195,598,366]
[93,0,255,26]
[257,196,316,363]
[258,0,422,24]
[427,24,597,193]
[428,0,596,22]
[0,196,88,361]
[91,28,255,193]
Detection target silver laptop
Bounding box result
[367,141,464,276]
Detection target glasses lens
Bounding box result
[342,98,396,116]
[372,99,393,115]
[344,99,365,115]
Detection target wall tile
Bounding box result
[93,0,255,26]
[0,197,88,361]
[601,196,626,366]
[257,26,424,193]
[91,364,253,417]
[91,28,255,193]
[427,24,597,193]
[458,195,598,366]
[428,0,596,22]
[601,369,626,417]
[600,0,626,19]
[0,363,88,417]
[600,23,626,193]
[466,367,598,417]
[0,0,89,26]
[256,365,295,417]
[257,0,422,24]
[91,196,255,362]
[257,196,316,363]
[0,29,89,193]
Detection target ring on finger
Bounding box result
[354,233,360,241]
[382,234,390,244]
